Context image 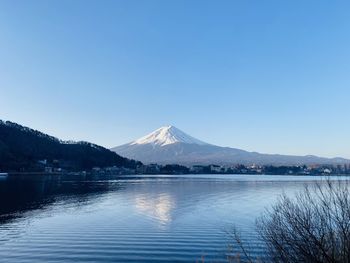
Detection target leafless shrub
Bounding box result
[226,227,255,263]
[231,179,350,263]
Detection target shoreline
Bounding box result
[3,172,350,177]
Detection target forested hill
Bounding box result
[0,120,141,172]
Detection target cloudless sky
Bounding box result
[1,0,350,158]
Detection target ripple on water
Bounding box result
[0,174,345,262]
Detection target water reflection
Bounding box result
[0,174,347,263]
[0,174,121,224]
[134,193,175,225]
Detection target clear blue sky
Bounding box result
[1,0,349,158]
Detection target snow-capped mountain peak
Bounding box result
[112,126,350,166]
[130,126,208,146]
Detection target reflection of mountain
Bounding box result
[124,175,315,228]
[134,193,174,224]
[0,174,319,230]
[0,175,121,224]
[126,177,249,226]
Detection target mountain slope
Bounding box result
[0,120,141,172]
[112,126,349,166]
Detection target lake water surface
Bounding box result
[0,174,346,262]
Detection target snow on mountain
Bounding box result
[111,126,350,166]
[130,126,208,146]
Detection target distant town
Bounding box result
[36,161,350,176]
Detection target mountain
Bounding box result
[128,125,208,147]
[0,120,141,172]
[112,126,349,166]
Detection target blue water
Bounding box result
[0,174,346,262]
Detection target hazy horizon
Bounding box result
[1,0,350,158]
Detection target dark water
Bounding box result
[0,174,346,262]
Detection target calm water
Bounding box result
[0,174,346,262]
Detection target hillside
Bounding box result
[0,120,141,172]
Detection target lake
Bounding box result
[0,174,346,262]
